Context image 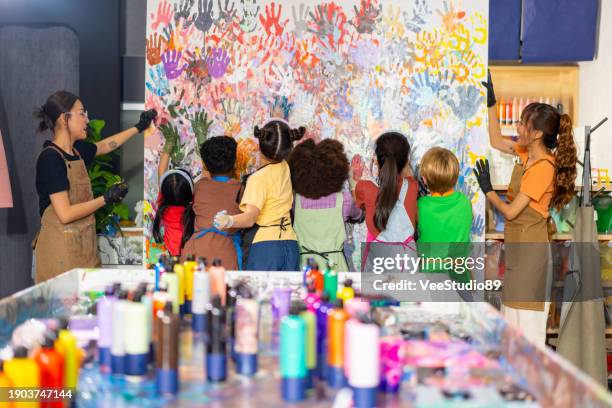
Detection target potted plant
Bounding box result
[86,119,130,235]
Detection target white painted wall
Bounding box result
[579,0,612,173]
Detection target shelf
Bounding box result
[485,232,612,241]
[552,280,612,288]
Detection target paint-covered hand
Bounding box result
[135,109,158,132]
[213,210,234,229]
[104,182,129,205]
[473,159,493,195]
[481,69,496,108]
[191,111,214,151]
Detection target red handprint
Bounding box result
[259,2,289,36]
[150,1,174,31]
[351,154,365,181]
[309,3,349,49]
[146,33,164,66]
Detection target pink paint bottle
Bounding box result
[379,335,403,393]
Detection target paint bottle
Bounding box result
[162,266,180,315]
[512,97,519,125]
[172,259,186,316]
[300,303,317,389]
[192,262,210,333]
[271,286,292,322]
[156,301,179,395]
[54,318,79,391]
[209,259,226,305]
[301,261,312,287]
[235,295,259,376]
[498,97,505,124]
[337,279,354,302]
[505,101,512,126]
[110,290,128,374]
[139,286,154,364]
[97,285,115,372]
[183,255,197,315]
[323,261,338,302]
[4,347,40,408]
[347,315,380,408]
[152,284,168,354]
[33,334,63,408]
[379,336,403,393]
[280,303,307,402]
[0,360,12,408]
[518,97,525,120]
[303,286,320,313]
[124,292,149,376]
[314,292,332,380]
[327,299,348,388]
[226,284,238,361]
[154,255,167,291]
[206,295,227,382]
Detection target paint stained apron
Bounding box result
[33,146,100,283]
[294,192,349,271]
[502,159,554,311]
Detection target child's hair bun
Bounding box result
[254,125,264,140]
[289,126,306,142]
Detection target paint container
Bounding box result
[4,347,40,408]
[33,334,64,408]
[183,255,197,315]
[235,295,259,376]
[162,267,180,314]
[192,262,210,333]
[327,299,348,388]
[55,318,79,390]
[314,292,331,379]
[304,286,320,313]
[173,260,186,316]
[280,303,307,402]
[206,295,227,382]
[337,278,354,302]
[110,291,128,374]
[323,261,338,301]
[348,315,380,408]
[300,304,316,389]
[156,302,179,395]
[209,259,226,305]
[379,336,403,393]
[124,292,149,376]
[97,285,115,372]
[154,255,167,291]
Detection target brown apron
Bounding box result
[33,145,100,283]
[502,157,555,311]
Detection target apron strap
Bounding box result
[194,227,243,270]
[259,216,290,239]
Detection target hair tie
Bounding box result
[159,167,194,194]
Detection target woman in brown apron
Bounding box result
[33,91,156,283]
[475,77,577,345]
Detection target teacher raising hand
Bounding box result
[33,90,156,283]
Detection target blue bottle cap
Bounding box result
[192,313,207,332]
[156,368,179,395]
[352,386,378,408]
[235,353,258,376]
[206,353,227,382]
[125,353,148,376]
[281,376,306,402]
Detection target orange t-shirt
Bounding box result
[515,146,555,218]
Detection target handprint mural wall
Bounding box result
[145,0,489,266]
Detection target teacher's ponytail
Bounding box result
[522,103,577,211]
[551,113,577,211]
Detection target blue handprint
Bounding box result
[472,214,485,236]
[446,85,485,121]
[146,65,170,97]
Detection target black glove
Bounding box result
[473,159,493,195]
[135,109,158,132]
[104,182,129,204]
[481,69,497,108]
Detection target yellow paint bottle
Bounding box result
[3,347,40,408]
[54,320,79,390]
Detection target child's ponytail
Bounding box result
[181,204,195,249]
[374,154,399,231]
[551,113,577,211]
[152,203,168,244]
[373,132,410,232]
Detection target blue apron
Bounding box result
[193,176,243,270]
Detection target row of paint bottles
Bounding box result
[497,96,564,126]
[0,319,79,408]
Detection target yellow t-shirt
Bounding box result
[240,161,297,243]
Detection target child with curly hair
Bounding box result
[287,139,362,271]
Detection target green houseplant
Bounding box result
[86,119,130,235]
